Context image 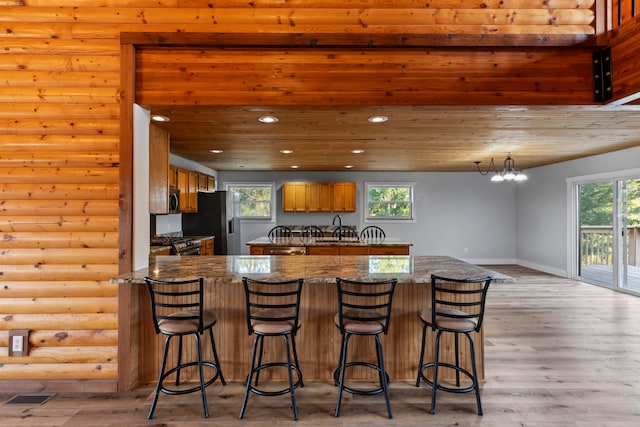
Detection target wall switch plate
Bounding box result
[8,330,30,357]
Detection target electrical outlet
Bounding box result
[12,335,23,352]
[8,329,30,357]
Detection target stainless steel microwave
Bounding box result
[169,187,180,214]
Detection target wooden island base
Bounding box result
[116,256,511,387]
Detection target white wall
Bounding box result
[516,145,640,276]
[218,170,517,262]
[132,105,151,270]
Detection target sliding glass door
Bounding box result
[620,178,640,292]
[577,177,640,292]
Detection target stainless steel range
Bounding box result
[150,236,201,256]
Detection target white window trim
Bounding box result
[363,181,416,223]
[224,181,276,222]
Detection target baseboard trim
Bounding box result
[516,259,567,277]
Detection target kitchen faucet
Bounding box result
[332,214,343,240]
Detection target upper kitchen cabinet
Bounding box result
[188,170,198,212]
[173,166,216,213]
[282,181,355,212]
[332,182,356,212]
[197,172,216,193]
[169,164,177,188]
[207,175,216,192]
[176,167,199,213]
[149,124,170,214]
[307,182,333,212]
[283,182,307,212]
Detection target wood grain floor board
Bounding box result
[2,265,640,426]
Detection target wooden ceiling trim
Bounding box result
[135,47,595,107]
[121,31,597,48]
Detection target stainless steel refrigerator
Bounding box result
[181,191,241,255]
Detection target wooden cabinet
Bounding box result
[339,246,370,255]
[307,182,333,212]
[187,170,198,212]
[282,182,307,212]
[200,237,214,255]
[169,165,177,188]
[172,166,216,213]
[198,173,208,192]
[283,181,355,212]
[251,244,410,255]
[332,181,356,212]
[370,246,410,255]
[176,167,189,213]
[149,124,170,214]
[250,246,264,255]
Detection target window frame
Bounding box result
[364,182,416,223]
[224,182,276,221]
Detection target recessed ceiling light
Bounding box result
[345,165,354,169]
[209,149,223,154]
[151,114,170,122]
[258,115,279,124]
[280,149,293,154]
[367,115,388,123]
[290,165,299,169]
[351,149,365,154]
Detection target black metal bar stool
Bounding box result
[144,276,226,419]
[239,277,305,420]
[334,277,398,419]
[416,274,492,415]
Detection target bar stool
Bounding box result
[239,277,305,420]
[415,274,492,415]
[144,276,226,419]
[334,277,398,419]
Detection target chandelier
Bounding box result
[474,153,528,182]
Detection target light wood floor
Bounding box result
[3,265,640,426]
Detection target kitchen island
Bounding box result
[113,255,511,386]
[247,236,412,255]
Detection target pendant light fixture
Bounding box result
[474,153,528,182]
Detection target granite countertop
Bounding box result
[246,236,412,247]
[112,255,513,285]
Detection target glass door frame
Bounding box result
[568,168,640,295]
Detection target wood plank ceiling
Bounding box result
[149,105,640,172]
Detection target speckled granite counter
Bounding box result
[113,255,511,384]
[113,255,511,285]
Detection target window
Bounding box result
[225,182,275,220]
[365,182,415,221]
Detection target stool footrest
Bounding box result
[417,362,476,394]
[247,362,303,397]
[159,361,223,396]
[333,362,390,396]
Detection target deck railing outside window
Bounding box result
[580,226,640,266]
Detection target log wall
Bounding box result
[0,0,636,391]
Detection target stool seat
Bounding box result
[419,308,478,332]
[251,308,301,334]
[158,309,217,334]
